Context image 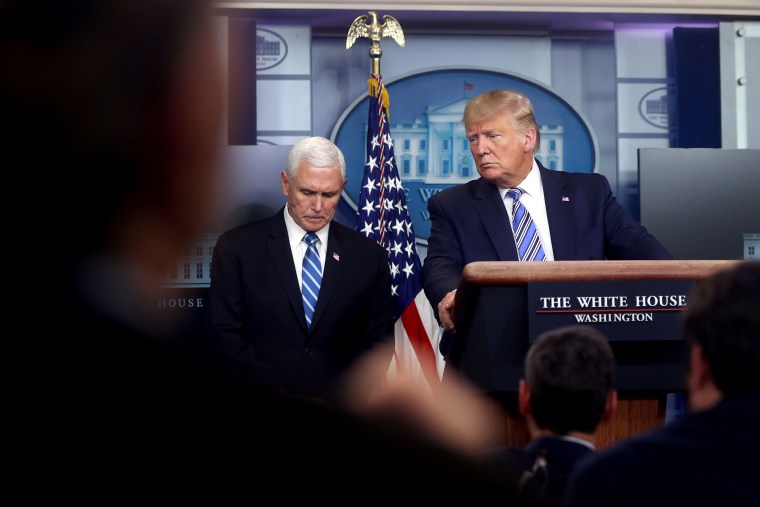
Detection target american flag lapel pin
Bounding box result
[332,252,340,262]
[562,196,570,203]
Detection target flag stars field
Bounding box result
[363,178,377,195]
[354,72,444,390]
[366,155,378,172]
[360,221,373,236]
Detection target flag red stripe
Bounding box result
[400,300,441,388]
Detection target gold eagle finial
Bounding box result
[346,11,405,75]
[346,11,405,49]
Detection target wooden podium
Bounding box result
[448,260,739,448]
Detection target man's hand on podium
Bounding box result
[438,289,457,333]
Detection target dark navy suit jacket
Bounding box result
[564,391,760,507]
[209,207,394,398]
[422,161,672,357]
[491,436,595,507]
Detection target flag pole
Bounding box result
[346,13,445,390]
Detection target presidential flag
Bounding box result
[356,74,444,391]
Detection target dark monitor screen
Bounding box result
[638,148,760,260]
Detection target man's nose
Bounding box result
[476,137,491,155]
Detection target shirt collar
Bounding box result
[499,159,541,200]
[283,205,330,249]
[557,435,596,450]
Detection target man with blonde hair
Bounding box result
[423,90,671,359]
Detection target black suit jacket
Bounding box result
[564,391,760,507]
[422,161,672,357]
[209,208,394,398]
[490,437,595,507]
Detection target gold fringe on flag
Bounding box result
[368,77,390,118]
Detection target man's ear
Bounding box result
[688,343,712,389]
[687,343,725,412]
[518,379,532,418]
[281,171,290,197]
[523,128,537,153]
[601,390,618,423]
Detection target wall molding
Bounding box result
[215,1,760,17]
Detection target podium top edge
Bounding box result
[461,260,745,286]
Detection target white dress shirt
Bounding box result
[498,159,555,261]
[283,207,328,291]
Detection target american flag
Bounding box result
[356,74,444,390]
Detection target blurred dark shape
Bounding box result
[565,262,760,507]
[1,1,530,501]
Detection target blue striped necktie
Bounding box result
[301,232,322,328]
[506,188,546,262]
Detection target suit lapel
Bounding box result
[540,164,575,260]
[473,178,517,261]
[266,209,309,331]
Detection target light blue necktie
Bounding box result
[301,232,322,328]
[506,188,546,262]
